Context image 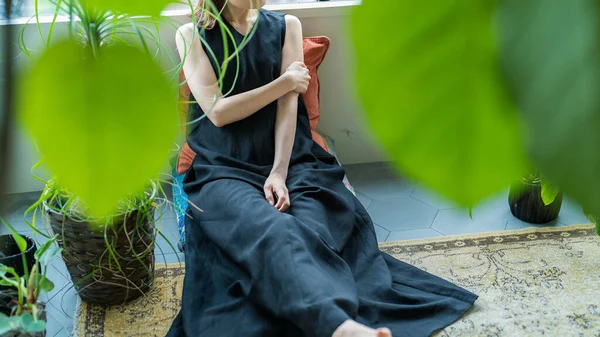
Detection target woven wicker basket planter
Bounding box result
[45,203,156,306]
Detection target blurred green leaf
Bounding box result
[0,218,27,253]
[19,41,178,217]
[498,0,600,216]
[541,180,560,206]
[0,315,22,335]
[351,0,526,206]
[80,0,171,16]
[20,313,45,332]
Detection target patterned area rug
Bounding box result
[74,225,600,336]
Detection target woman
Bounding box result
[167,1,477,336]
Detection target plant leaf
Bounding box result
[18,41,178,217]
[34,236,56,262]
[0,265,16,278]
[80,0,171,16]
[38,247,62,267]
[0,315,23,335]
[20,313,46,332]
[498,0,600,216]
[541,180,560,206]
[0,218,27,253]
[350,0,527,207]
[37,276,55,293]
[0,279,16,286]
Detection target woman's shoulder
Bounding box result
[176,22,196,41]
[260,9,300,31]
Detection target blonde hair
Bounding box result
[194,0,226,29]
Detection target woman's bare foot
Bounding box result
[332,320,392,337]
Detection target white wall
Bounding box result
[3,2,385,194]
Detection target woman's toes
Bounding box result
[376,328,392,337]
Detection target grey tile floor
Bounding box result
[0,162,590,336]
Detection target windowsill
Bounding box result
[0,0,359,26]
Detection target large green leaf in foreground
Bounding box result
[351,0,526,206]
[498,0,600,217]
[19,41,178,216]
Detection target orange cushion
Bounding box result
[176,36,331,174]
[302,36,330,131]
[311,130,329,153]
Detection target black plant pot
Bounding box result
[509,181,563,224]
[0,234,37,315]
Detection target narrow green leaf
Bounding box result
[0,218,27,253]
[18,41,179,217]
[498,0,600,216]
[80,0,171,16]
[541,181,560,206]
[351,0,527,206]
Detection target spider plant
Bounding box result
[14,0,196,303]
[13,0,262,304]
[17,0,194,85]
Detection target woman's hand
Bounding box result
[264,173,291,212]
[285,61,311,94]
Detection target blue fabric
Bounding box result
[172,165,188,251]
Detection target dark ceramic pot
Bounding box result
[508,180,563,224]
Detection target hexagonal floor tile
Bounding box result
[558,197,592,225]
[344,162,398,181]
[352,178,414,200]
[473,189,513,220]
[386,228,443,242]
[374,224,390,242]
[355,192,373,209]
[411,184,458,209]
[432,208,507,235]
[367,197,437,231]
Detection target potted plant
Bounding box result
[25,178,174,306]
[0,220,61,337]
[16,0,188,305]
[0,230,36,317]
[508,172,563,224]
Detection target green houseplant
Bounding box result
[508,172,563,224]
[0,220,61,337]
[26,177,172,305]
[17,0,188,305]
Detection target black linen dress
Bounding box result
[167,9,477,337]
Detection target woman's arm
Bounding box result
[264,15,306,212]
[175,23,302,127]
